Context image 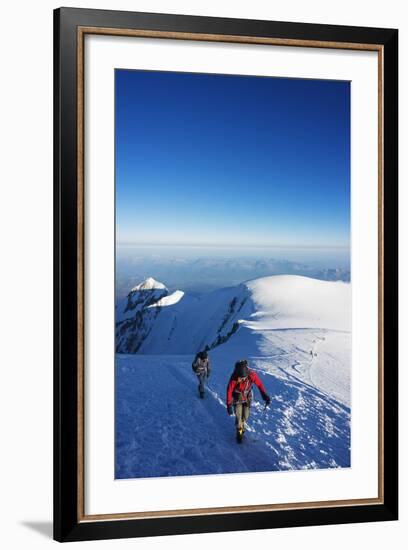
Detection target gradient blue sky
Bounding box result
[115,70,350,249]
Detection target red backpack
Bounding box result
[233,375,253,403]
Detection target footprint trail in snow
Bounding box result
[116,328,350,479]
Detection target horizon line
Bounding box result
[116,242,350,251]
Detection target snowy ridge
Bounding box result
[148,289,185,308]
[115,275,350,354]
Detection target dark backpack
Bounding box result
[192,354,202,373]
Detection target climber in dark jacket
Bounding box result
[226,359,270,442]
[192,350,211,398]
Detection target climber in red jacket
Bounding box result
[226,359,270,443]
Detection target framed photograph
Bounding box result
[54,7,398,542]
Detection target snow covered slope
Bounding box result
[115,342,350,478]
[115,275,351,478]
[245,275,350,331]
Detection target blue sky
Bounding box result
[115,69,350,249]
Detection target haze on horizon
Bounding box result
[115,243,350,300]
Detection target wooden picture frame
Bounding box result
[54,7,398,542]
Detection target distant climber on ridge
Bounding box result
[226,359,270,443]
[192,350,211,399]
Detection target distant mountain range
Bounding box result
[115,255,350,299]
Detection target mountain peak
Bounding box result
[131,277,167,292]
